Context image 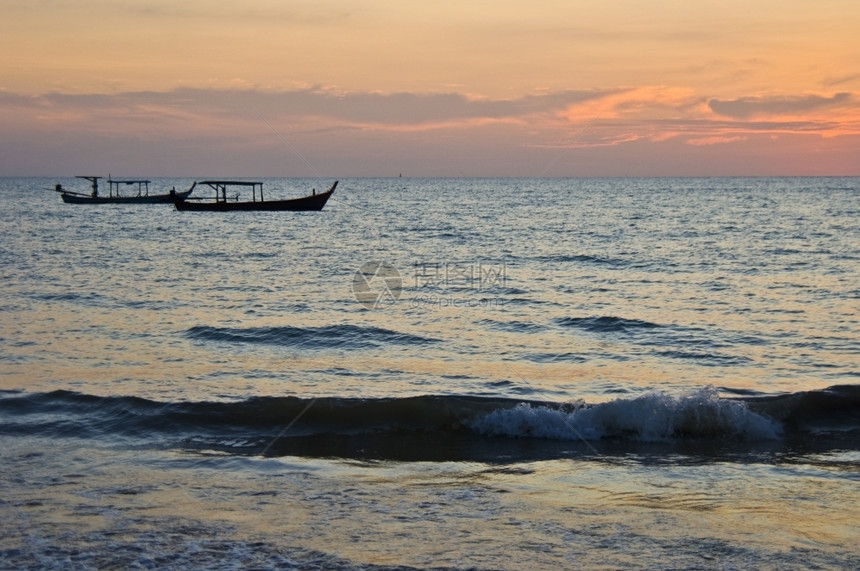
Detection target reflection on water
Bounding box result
[5,177,858,402]
[1,177,858,568]
[3,438,857,569]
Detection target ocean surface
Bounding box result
[1,176,859,569]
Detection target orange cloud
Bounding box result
[560,87,702,123]
[686,135,749,146]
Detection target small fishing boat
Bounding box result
[174,180,337,212]
[52,176,191,204]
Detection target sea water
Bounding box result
[1,177,858,569]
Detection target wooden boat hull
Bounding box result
[174,182,336,212]
[61,190,192,204]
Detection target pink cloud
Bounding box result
[1,87,858,176]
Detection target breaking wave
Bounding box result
[2,385,858,462]
[470,386,780,441]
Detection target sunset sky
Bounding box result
[1,0,858,177]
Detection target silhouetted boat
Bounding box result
[174,180,337,212]
[52,176,191,204]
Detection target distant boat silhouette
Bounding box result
[173,180,337,212]
[52,176,191,204]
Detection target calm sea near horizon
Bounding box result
[1,176,859,569]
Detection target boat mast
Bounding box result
[75,176,101,197]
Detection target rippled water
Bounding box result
[1,177,859,568]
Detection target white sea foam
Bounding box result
[470,386,782,442]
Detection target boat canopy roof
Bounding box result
[108,178,152,185]
[199,181,262,186]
